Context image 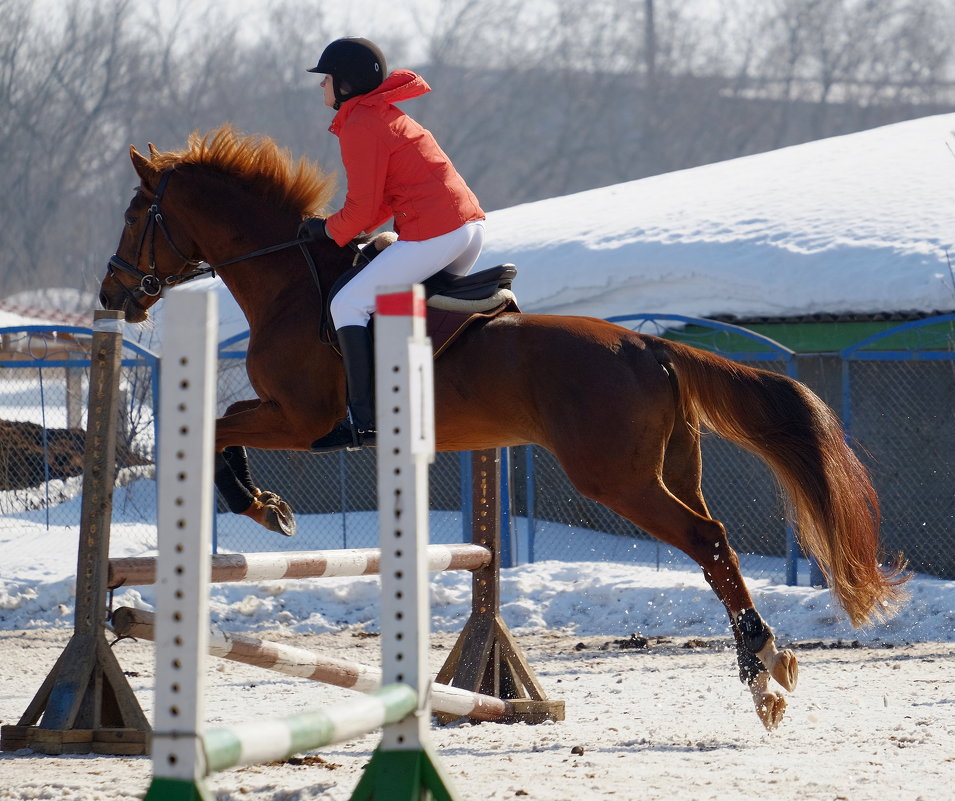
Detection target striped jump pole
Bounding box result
[111,606,512,722]
[143,285,458,801]
[107,543,490,588]
[201,684,416,774]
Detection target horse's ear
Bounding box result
[147,142,160,158]
[130,146,160,186]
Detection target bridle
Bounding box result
[106,168,362,313]
[106,171,211,309]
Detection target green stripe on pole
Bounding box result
[374,683,420,723]
[201,684,418,776]
[202,728,245,775]
[286,711,335,755]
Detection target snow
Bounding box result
[1,482,953,800]
[1,480,953,641]
[2,117,955,799]
[0,289,97,329]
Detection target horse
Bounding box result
[99,125,908,730]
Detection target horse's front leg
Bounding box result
[213,399,304,536]
[214,446,296,536]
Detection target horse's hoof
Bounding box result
[749,673,787,730]
[754,690,787,730]
[250,490,296,536]
[770,649,798,691]
[255,489,282,506]
[264,500,296,537]
[756,636,799,691]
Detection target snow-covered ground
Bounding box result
[1,473,953,800]
[1,479,953,643]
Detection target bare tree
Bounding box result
[0,0,154,295]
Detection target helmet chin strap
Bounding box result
[333,77,354,109]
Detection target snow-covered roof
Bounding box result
[23,115,954,347]
[0,289,95,329]
[476,113,955,321]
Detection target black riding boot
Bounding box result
[311,325,377,453]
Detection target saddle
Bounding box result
[423,264,519,356]
[323,236,520,357]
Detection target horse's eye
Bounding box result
[125,215,136,226]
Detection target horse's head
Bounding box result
[100,146,205,323]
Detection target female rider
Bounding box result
[304,37,486,452]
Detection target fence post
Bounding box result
[499,447,514,568]
[524,446,537,564]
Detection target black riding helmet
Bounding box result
[307,37,387,108]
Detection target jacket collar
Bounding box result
[328,69,431,135]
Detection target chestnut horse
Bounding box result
[99,126,907,729]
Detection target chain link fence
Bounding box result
[840,314,955,579]
[213,333,469,555]
[0,326,158,537]
[2,314,952,583]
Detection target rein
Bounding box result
[107,169,364,314]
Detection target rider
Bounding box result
[304,37,486,452]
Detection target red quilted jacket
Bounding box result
[324,69,485,246]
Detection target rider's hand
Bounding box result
[297,217,330,242]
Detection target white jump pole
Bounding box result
[145,288,218,801]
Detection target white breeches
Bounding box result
[330,219,486,329]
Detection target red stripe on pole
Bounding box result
[377,290,425,318]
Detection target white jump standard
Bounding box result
[143,285,459,801]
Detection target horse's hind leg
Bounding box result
[566,426,795,728]
[657,416,797,727]
[613,481,794,728]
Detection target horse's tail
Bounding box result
[660,340,909,627]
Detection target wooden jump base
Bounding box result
[111,607,513,723]
[107,543,491,589]
[1,310,150,756]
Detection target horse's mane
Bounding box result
[149,124,337,217]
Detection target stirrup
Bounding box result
[310,421,377,453]
[350,428,377,451]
